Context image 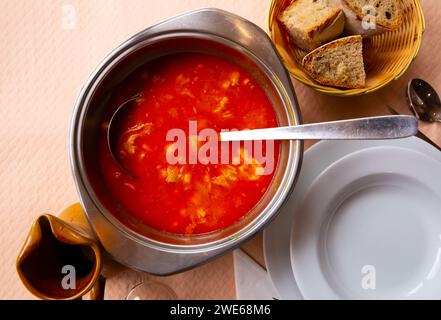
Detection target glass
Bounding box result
[125,281,178,300]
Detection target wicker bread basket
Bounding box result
[268,0,425,96]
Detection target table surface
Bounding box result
[1,0,440,299]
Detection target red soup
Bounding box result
[99,53,279,235]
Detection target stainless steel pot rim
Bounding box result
[69,9,303,254]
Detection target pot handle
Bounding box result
[138,8,292,86]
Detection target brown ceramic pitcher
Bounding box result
[16,204,106,300]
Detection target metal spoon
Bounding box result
[407,79,441,122]
[107,94,142,178]
[220,115,417,141]
[387,105,441,152]
[108,97,417,175]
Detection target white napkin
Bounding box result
[233,249,279,300]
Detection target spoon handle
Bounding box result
[220,116,418,141]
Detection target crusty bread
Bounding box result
[329,0,403,36]
[302,35,366,88]
[279,0,345,52]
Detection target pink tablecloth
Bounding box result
[1,0,440,299]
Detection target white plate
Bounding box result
[291,146,441,299]
[264,137,441,300]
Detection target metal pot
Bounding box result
[69,8,302,275]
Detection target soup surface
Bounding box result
[99,53,279,235]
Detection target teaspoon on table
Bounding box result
[407,78,441,123]
[388,105,441,153]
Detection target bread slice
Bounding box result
[279,0,345,52]
[302,35,366,88]
[330,0,403,36]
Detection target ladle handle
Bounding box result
[220,116,418,141]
